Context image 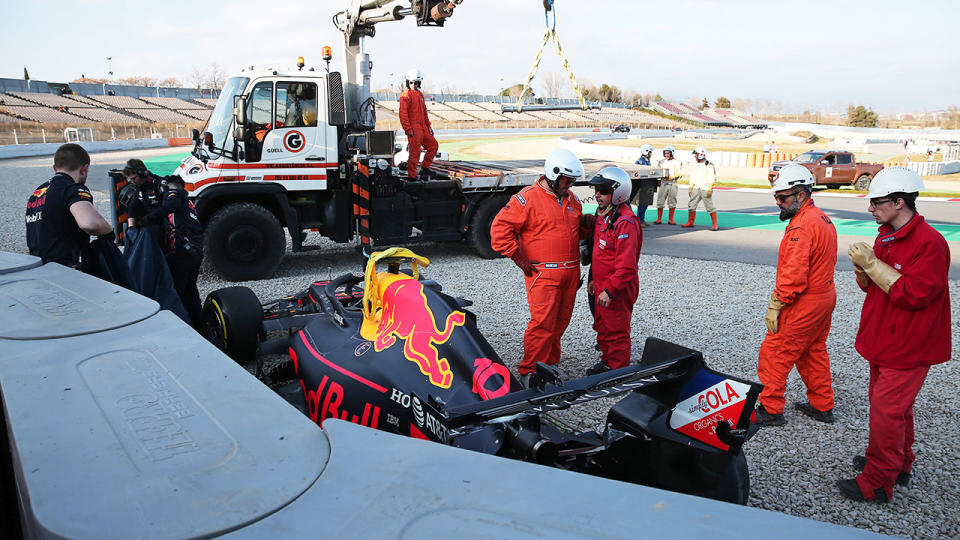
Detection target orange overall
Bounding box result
[490,179,585,374]
[758,199,838,414]
[399,87,438,178]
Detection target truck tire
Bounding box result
[855,175,872,191]
[468,195,510,259]
[205,203,285,281]
[203,286,262,363]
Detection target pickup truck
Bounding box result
[768,150,883,190]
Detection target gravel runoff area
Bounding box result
[0,153,957,539]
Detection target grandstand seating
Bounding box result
[69,108,145,123]
[0,105,87,124]
[125,109,197,123]
[141,97,208,110]
[88,95,158,109]
[194,98,219,108]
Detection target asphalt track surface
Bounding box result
[4,146,957,280]
[612,189,960,280]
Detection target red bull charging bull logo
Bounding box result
[374,279,466,388]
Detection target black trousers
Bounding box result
[166,250,203,330]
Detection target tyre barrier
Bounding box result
[0,252,882,538]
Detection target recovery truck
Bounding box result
[164,0,666,281]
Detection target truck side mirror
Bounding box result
[327,72,346,127]
[233,127,244,142]
[233,96,248,126]
[203,131,215,152]
[192,128,200,143]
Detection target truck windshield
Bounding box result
[795,152,825,163]
[202,76,249,153]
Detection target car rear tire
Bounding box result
[205,202,286,281]
[469,195,510,259]
[203,286,262,363]
[855,175,872,191]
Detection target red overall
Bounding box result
[854,214,951,501]
[490,179,585,374]
[591,204,642,369]
[757,199,837,414]
[399,87,438,178]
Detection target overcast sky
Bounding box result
[3,0,958,113]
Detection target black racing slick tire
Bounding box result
[203,286,263,363]
[854,175,872,191]
[468,194,510,259]
[205,202,285,281]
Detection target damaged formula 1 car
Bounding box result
[202,248,763,504]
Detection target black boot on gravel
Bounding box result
[753,404,786,428]
[852,455,911,487]
[837,478,888,503]
[794,402,836,423]
[585,361,610,376]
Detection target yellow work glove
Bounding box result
[706,188,713,198]
[848,242,902,293]
[765,291,786,334]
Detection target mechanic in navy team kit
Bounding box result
[584,166,642,375]
[119,158,163,229]
[142,175,205,329]
[25,143,114,268]
[631,144,655,227]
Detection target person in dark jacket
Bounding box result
[143,175,204,329]
[838,167,952,503]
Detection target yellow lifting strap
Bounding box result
[360,247,431,340]
[515,1,587,113]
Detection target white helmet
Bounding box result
[405,68,423,82]
[544,148,584,183]
[867,166,924,198]
[589,166,632,205]
[663,145,676,157]
[694,146,708,160]
[640,144,654,157]
[771,164,814,193]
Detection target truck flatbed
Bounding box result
[429,158,665,190]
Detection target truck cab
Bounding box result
[176,72,339,197]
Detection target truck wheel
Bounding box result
[854,175,872,191]
[468,195,510,259]
[205,203,285,281]
[203,286,262,363]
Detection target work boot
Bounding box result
[710,211,719,231]
[667,208,677,225]
[836,478,889,503]
[681,211,696,228]
[418,167,438,180]
[753,404,786,428]
[586,361,610,376]
[653,208,663,224]
[519,373,532,389]
[641,221,650,227]
[852,455,911,487]
[794,402,836,424]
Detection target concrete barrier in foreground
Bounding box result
[0,252,882,539]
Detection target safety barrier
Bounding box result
[0,252,878,538]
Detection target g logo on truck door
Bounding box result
[283,130,305,153]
